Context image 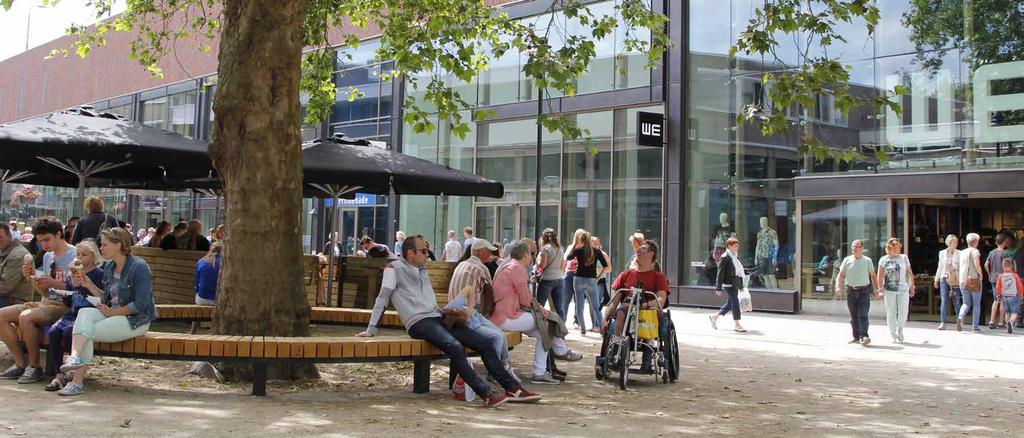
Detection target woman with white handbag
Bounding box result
[710,237,748,332]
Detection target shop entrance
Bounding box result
[906,197,1024,322]
[475,204,558,247]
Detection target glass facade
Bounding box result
[687,0,1024,302]
[141,89,198,138]
[402,104,663,275]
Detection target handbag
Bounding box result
[962,251,981,292]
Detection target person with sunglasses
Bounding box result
[357,236,542,407]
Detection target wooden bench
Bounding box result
[21,306,521,396]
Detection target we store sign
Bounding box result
[637,111,664,147]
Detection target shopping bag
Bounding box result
[452,375,477,402]
[738,288,753,312]
[637,309,660,340]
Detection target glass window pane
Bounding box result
[563,111,613,184]
[800,199,889,300]
[478,34,520,106]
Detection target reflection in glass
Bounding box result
[801,199,889,299]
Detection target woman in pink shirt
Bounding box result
[490,242,581,385]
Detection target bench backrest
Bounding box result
[134,247,459,309]
[134,247,321,307]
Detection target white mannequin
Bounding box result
[720,212,730,228]
[755,216,779,289]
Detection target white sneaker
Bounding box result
[531,372,561,385]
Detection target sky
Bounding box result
[0,0,126,62]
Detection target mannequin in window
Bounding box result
[712,212,734,263]
[755,216,779,289]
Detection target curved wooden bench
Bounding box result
[21,306,522,396]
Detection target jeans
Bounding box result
[46,324,73,376]
[476,316,509,363]
[498,312,569,375]
[573,277,602,331]
[407,317,519,398]
[718,286,741,321]
[72,308,150,362]
[562,272,576,322]
[536,279,566,321]
[959,290,983,330]
[846,285,871,340]
[938,280,961,324]
[883,287,909,340]
[1001,297,1020,321]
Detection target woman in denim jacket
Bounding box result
[58,228,156,396]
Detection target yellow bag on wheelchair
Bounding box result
[637,310,660,340]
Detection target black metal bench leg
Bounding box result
[252,362,267,396]
[448,358,457,390]
[413,360,430,394]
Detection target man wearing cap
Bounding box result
[447,239,517,381]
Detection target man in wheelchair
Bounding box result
[599,240,671,373]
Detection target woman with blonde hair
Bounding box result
[43,240,104,391]
[933,235,961,330]
[566,231,608,336]
[958,233,984,332]
[562,229,587,327]
[876,238,915,343]
[60,228,156,395]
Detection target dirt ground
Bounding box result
[1,309,1021,437]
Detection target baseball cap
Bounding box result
[471,239,498,252]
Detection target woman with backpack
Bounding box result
[876,238,915,343]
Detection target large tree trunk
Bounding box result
[209,0,316,380]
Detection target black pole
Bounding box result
[534,84,543,241]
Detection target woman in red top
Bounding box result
[490,242,582,384]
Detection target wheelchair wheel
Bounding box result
[617,337,630,390]
[665,326,680,383]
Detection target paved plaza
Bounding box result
[1,308,1021,437]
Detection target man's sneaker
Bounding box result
[956,318,963,331]
[860,336,871,346]
[531,373,560,385]
[0,364,25,380]
[56,382,85,396]
[17,366,43,384]
[59,356,89,373]
[483,391,508,407]
[505,387,542,403]
[552,350,583,362]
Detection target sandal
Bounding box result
[734,327,747,333]
[709,315,718,330]
[44,376,66,392]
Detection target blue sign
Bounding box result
[324,193,378,207]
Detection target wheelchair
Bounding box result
[595,287,679,389]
